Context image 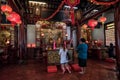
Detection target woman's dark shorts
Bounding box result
[78,58,87,67]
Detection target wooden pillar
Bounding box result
[114,2,120,79]
[0,1,1,26]
[18,23,26,63]
[76,21,81,44]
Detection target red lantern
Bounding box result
[64,0,80,8]
[16,19,22,24]
[64,0,80,25]
[88,19,98,30]
[1,5,12,13]
[99,16,107,23]
[7,12,21,22]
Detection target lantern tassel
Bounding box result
[70,8,75,26]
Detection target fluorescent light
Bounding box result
[93,9,98,12]
[64,5,78,9]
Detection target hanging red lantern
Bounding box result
[64,0,80,8]
[64,0,80,25]
[7,12,21,22]
[99,16,107,23]
[15,19,22,24]
[88,19,98,30]
[1,5,12,13]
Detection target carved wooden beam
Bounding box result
[79,6,112,25]
[82,5,101,16]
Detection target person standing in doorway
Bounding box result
[59,44,71,74]
[76,38,88,74]
[108,43,115,58]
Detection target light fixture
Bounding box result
[64,5,78,9]
[93,9,98,12]
[27,44,31,48]
[41,33,44,37]
[65,33,68,37]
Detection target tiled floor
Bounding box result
[0,58,118,80]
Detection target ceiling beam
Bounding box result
[79,6,113,25]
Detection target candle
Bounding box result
[53,40,56,49]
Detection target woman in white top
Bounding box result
[59,44,71,74]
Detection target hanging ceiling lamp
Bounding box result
[90,0,119,5]
[1,4,12,13]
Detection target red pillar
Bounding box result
[76,21,81,44]
[114,2,120,79]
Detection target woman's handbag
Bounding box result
[66,52,70,60]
